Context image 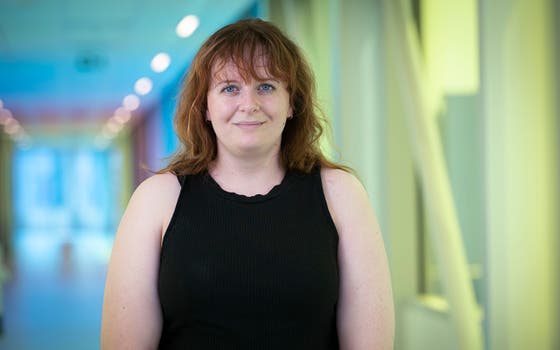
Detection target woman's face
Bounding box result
[206,60,292,159]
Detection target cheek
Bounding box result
[207,99,229,119]
[281,95,292,117]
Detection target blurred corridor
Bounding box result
[0,143,119,348]
[1,0,559,349]
[0,228,111,349]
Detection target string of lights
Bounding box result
[95,15,199,149]
[0,99,31,148]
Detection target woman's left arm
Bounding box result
[321,168,395,350]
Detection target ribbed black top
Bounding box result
[157,168,339,349]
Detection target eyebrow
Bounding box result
[211,79,238,89]
[215,79,240,85]
[213,78,280,88]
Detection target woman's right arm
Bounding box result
[101,173,180,350]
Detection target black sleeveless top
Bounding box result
[157,168,339,349]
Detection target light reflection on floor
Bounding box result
[0,228,113,350]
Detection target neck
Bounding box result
[209,153,285,196]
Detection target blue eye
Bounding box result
[222,85,238,93]
[258,83,275,92]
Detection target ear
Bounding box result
[288,106,294,119]
[205,110,211,121]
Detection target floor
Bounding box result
[0,228,113,350]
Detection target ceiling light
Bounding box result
[107,119,124,133]
[4,119,21,135]
[176,15,199,38]
[0,109,13,125]
[101,126,116,139]
[123,94,140,111]
[134,77,153,96]
[151,52,171,73]
[114,107,131,124]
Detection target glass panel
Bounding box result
[419,95,484,305]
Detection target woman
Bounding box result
[101,18,394,349]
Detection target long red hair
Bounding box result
[158,18,348,175]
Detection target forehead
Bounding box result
[210,57,275,83]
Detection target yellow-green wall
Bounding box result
[481,0,559,349]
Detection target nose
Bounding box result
[238,90,260,113]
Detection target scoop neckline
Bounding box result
[203,170,295,203]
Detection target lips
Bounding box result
[234,121,264,126]
[233,121,265,130]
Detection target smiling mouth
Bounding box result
[234,121,265,125]
[234,121,265,128]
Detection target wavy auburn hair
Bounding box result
[158,18,346,175]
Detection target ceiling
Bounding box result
[0,0,259,127]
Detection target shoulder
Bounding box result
[320,167,363,193]
[133,172,181,200]
[128,172,182,211]
[320,167,368,208]
[319,167,376,235]
[124,173,181,231]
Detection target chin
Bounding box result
[235,142,277,156]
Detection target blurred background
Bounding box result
[0,0,558,349]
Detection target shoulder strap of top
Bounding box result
[177,174,187,187]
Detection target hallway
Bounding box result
[1,1,559,349]
[0,228,112,349]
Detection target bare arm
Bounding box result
[101,173,180,350]
[321,168,395,350]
